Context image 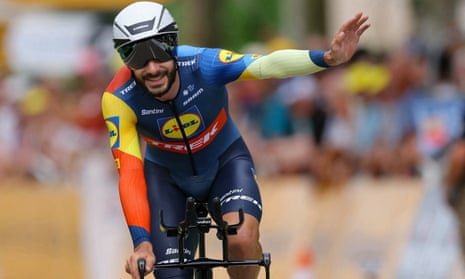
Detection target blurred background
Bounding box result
[2,0,465,278]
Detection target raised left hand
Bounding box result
[324,12,370,66]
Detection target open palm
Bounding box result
[325,12,370,66]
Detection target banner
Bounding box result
[5,11,98,76]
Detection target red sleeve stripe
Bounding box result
[113,149,151,234]
[105,66,132,93]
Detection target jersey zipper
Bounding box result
[168,100,199,176]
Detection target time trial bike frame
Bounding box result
[138,196,271,279]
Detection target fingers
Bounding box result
[125,259,137,278]
[125,259,139,278]
[325,12,370,66]
[343,12,370,35]
[125,241,155,278]
[351,12,368,27]
[355,14,370,36]
[357,21,371,36]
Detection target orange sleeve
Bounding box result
[102,91,151,247]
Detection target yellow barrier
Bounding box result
[1,175,463,279]
[0,179,82,279]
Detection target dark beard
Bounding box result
[148,66,177,100]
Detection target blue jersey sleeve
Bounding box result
[201,48,260,85]
[178,46,259,86]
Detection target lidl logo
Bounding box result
[105,116,120,149]
[161,113,202,139]
[218,50,244,64]
[146,108,227,153]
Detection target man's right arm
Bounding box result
[101,92,152,247]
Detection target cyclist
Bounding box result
[102,2,369,278]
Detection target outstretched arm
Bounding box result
[232,12,370,81]
[324,12,370,66]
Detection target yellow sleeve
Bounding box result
[239,49,327,80]
[102,92,142,162]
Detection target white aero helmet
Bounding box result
[113,1,179,68]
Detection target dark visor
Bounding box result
[117,37,174,69]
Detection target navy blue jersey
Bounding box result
[102,45,327,247]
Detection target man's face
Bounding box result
[116,35,178,100]
[133,59,177,99]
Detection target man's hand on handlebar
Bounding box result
[125,241,155,278]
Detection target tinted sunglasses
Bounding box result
[117,36,176,69]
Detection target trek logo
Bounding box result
[145,108,227,153]
[105,116,120,149]
[178,58,197,67]
[121,80,136,95]
[158,106,204,140]
[218,50,244,64]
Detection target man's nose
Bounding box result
[144,60,161,71]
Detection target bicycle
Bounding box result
[137,196,271,279]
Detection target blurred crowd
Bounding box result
[0,47,112,186]
[230,31,465,192]
[0,29,465,195]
